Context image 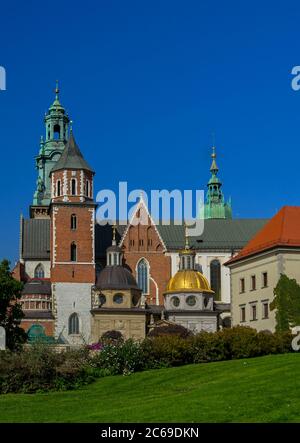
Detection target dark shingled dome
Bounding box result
[96,265,139,290]
[106,244,122,253]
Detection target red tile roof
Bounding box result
[226,206,300,265]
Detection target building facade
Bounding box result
[14,87,269,342]
[226,206,300,332]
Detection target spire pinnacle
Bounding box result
[55,80,59,100]
[112,224,117,246]
[184,222,189,250]
[210,145,218,174]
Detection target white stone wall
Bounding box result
[53,283,92,345]
[167,251,232,303]
[168,313,217,333]
[25,260,51,278]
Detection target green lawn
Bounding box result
[0,353,300,423]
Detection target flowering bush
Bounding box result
[0,327,294,394]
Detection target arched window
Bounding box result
[53,124,60,140]
[71,214,77,230]
[71,178,76,196]
[34,263,45,279]
[210,259,221,301]
[57,180,61,197]
[137,259,149,294]
[70,243,77,262]
[68,313,79,335]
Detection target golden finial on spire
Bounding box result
[211,145,216,158]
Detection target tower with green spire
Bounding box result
[204,146,232,219]
[31,82,70,217]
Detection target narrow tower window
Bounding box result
[85,180,90,197]
[71,214,77,230]
[137,258,149,294]
[53,124,60,140]
[57,180,61,197]
[210,259,221,301]
[71,179,76,196]
[70,242,77,262]
[68,313,79,335]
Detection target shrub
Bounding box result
[141,336,192,368]
[0,344,92,394]
[90,339,144,375]
[190,331,227,363]
[101,330,124,344]
[148,323,192,338]
[0,327,294,394]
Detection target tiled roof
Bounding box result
[23,310,54,320]
[22,218,268,261]
[22,279,51,295]
[156,219,268,251]
[22,219,50,259]
[226,206,300,265]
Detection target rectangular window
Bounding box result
[240,306,246,322]
[57,180,61,197]
[71,214,77,230]
[262,302,269,319]
[148,239,152,246]
[251,304,257,321]
[251,275,256,291]
[130,239,134,246]
[71,179,76,196]
[262,272,268,288]
[240,278,245,293]
[139,239,144,246]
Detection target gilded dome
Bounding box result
[165,270,214,294]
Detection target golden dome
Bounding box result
[165,270,214,294]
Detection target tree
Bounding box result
[0,259,27,350]
[270,274,300,332]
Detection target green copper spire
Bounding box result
[32,82,70,210]
[204,146,232,219]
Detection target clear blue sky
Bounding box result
[1,0,300,264]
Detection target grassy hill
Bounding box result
[0,353,300,423]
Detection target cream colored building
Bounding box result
[226,206,300,332]
[91,231,147,342]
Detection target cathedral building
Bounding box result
[14,86,268,343]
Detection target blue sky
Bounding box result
[1,0,300,264]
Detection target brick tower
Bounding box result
[50,130,96,344]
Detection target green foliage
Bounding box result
[141,335,193,368]
[148,323,192,338]
[0,259,27,350]
[91,339,144,375]
[271,274,300,331]
[0,327,293,394]
[1,354,300,423]
[0,344,92,394]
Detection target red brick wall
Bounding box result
[122,219,171,305]
[51,205,95,283]
[51,170,94,203]
[21,319,54,336]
